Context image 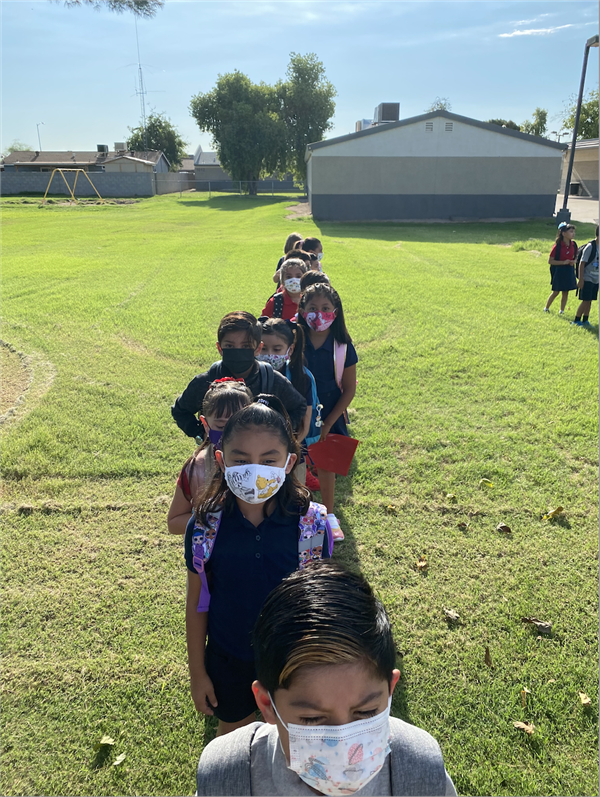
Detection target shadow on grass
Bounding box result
[176,195,304,211]
[90,745,113,770]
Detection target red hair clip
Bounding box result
[209,377,246,388]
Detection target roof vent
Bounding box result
[425,122,434,132]
[374,103,400,124]
[97,144,109,153]
[114,142,126,152]
[445,122,453,132]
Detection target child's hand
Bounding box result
[578,278,585,290]
[318,423,331,442]
[190,671,218,715]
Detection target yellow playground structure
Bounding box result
[42,169,104,204]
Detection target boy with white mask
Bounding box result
[196,562,456,796]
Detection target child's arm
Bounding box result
[319,364,357,441]
[186,572,218,715]
[167,485,192,535]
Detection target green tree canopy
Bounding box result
[2,140,34,158]
[190,71,286,194]
[276,53,336,181]
[561,88,599,140]
[127,112,188,170]
[487,118,521,131]
[425,97,452,112]
[60,0,163,16]
[521,107,548,137]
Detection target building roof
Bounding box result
[306,110,568,158]
[179,157,195,171]
[195,151,221,166]
[565,138,599,151]
[2,150,167,166]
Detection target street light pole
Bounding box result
[557,34,599,223]
[36,121,44,151]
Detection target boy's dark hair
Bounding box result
[261,318,307,396]
[284,232,303,254]
[253,561,396,693]
[217,311,262,347]
[284,249,312,264]
[195,394,310,522]
[281,258,309,281]
[301,237,322,254]
[298,284,352,344]
[300,271,330,291]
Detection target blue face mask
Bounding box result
[208,429,223,448]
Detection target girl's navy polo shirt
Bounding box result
[185,503,330,661]
[304,332,358,395]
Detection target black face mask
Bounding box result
[221,347,256,375]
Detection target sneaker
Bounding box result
[305,470,320,491]
[581,320,593,329]
[543,307,550,313]
[558,310,565,315]
[327,513,344,542]
[571,320,583,326]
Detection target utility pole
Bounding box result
[134,17,148,151]
[36,121,44,151]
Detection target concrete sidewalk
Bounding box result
[555,194,599,225]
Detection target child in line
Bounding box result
[185,396,332,738]
[300,270,330,291]
[171,311,307,441]
[258,318,321,489]
[572,224,599,328]
[544,222,578,314]
[273,232,303,284]
[196,561,457,796]
[301,236,324,266]
[298,284,357,541]
[262,259,309,320]
[167,380,252,534]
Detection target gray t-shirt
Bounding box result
[197,719,457,796]
[581,241,599,284]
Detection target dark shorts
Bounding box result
[205,638,257,723]
[550,265,577,292]
[578,281,599,301]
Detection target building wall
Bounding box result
[559,144,599,198]
[195,165,230,183]
[308,117,564,220]
[154,171,195,195]
[104,160,154,173]
[0,171,155,197]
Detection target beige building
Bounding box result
[560,138,599,199]
[305,110,566,221]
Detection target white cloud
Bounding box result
[499,24,574,38]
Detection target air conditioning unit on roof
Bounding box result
[114,142,127,152]
[373,103,400,124]
[97,144,109,153]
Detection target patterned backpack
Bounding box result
[189,501,333,612]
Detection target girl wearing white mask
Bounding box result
[196,561,456,796]
[185,396,331,739]
[262,259,309,321]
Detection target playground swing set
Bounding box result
[42,168,104,204]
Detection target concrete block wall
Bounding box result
[0,171,155,197]
[154,172,195,195]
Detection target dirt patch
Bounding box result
[285,201,312,220]
[0,345,30,416]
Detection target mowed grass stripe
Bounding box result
[1,194,597,796]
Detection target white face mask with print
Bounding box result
[256,349,290,370]
[270,695,392,796]
[224,455,290,504]
[284,277,302,294]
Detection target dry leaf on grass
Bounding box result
[542,506,564,520]
[579,692,591,706]
[385,505,396,514]
[484,646,494,668]
[521,617,552,634]
[479,478,493,489]
[496,523,512,534]
[443,608,460,622]
[416,555,428,572]
[547,679,557,684]
[457,521,470,529]
[521,688,531,707]
[94,735,115,751]
[446,493,457,502]
[513,721,535,735]
[113,753,126,767]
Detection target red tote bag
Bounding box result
[307,434,359,477]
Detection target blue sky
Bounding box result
[1,0,598,155]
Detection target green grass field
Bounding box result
[1,194,598,797]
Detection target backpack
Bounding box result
[286,364,322,446]
[207,360,274,395]
[272,292,284,319]
[189,501,333,612]
[576,239,598,274]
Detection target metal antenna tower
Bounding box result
[134,17,148,151]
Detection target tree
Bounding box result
[2,140,34,158]
[521,107,548,137]
[276,53,336,181]
[487,118,521,131]
[425,97,452,112]
[60,0,163,16]
[561,88,599,140]
[127,112,188,170]
[190,71,287,195]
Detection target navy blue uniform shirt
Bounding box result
[303,332,358,395]
[185,502,330,661]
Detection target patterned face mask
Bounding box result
[302,310,336,332]
[256,349,290,371]
[224,455,291,504]
[284,277,302,293]
[270,695,392,796]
